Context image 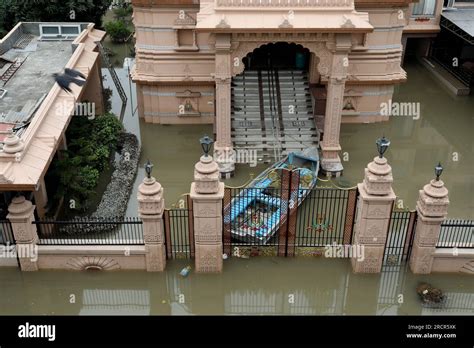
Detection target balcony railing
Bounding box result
[216,0,354,8]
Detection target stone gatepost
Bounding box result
[352,155,396,273]
[190,154,225,273]
[409,176,449,274]
[137,163,166,272]
[7,196,39,271]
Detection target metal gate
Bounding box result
[223,169,358,258]
[383,209,417,266]
[163,195,195,259]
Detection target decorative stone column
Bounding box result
[352,154,396,273]
[7,196,39,271]
[190,154,225,273]
[137,162,166,272]
[409,175,449,274]
[33,177,48,219]
[213,33,235,179]
[320,34,351,177]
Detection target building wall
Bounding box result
[132,5,216,124]
[344,6,407,123]
[132,0,431,125]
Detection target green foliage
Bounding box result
[52,113,123,212]
[104,20,132,43]
[113,2,132,22]
[102,87,113,113]
[0,0,113,37]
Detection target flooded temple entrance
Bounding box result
[231,42,319,163]
[243,42,311,71]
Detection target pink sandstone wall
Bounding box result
[131,0,439,125]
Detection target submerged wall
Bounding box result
[431,249,474,275]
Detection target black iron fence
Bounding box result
[163,196,194,259]
[295,188,357,248]
[33,217,144,245]
[436,219,474,248]
[383,210,417,266]
[0,220,14,245]
[223,169,358,258]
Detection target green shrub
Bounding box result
[52,113,123,212]
[102,87,113,113]
[104,20,132,43]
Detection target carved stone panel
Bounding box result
[194,217,222,244]
[356,218,389,245]
[193,201,222,218]
[145,244,166,272]
[359,199,393,220]
[195,244,223,273]
[414,222,441,247]
[409,243,435,274]
[351,243,384,274]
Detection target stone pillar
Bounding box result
[309,53,320,85]
[320,34,351,177]
[213,33,235,179]
[352,156,396,273]
[33,177,48,219]
[320,76,345,176]
[137,172,166,272]
[409,179,449,274]
[7,196,39,271]
[190,154,225,273]
[80,60,105,115]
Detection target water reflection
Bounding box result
[79,289,150,315]
[1,258,471,315]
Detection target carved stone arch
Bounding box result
[230,40,333,78]
[230,41,265,76]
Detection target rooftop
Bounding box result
[0,22,91,133]
[442,8,474,38]
[0,39,72,123]
[0,22,105,189]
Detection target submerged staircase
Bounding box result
[231,69,319,163]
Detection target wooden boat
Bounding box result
[224,147,319,244]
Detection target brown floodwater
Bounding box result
[0,258,473,315]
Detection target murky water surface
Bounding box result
[0,259,473,315]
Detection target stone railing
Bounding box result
[216,0,354,7]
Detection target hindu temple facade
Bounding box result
[131,0,443,178]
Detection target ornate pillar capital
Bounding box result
[417,179,449,218]
[362,156,394,196]
[213,75,232,84]
[193,155,221,194]
[137,175,164,217]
